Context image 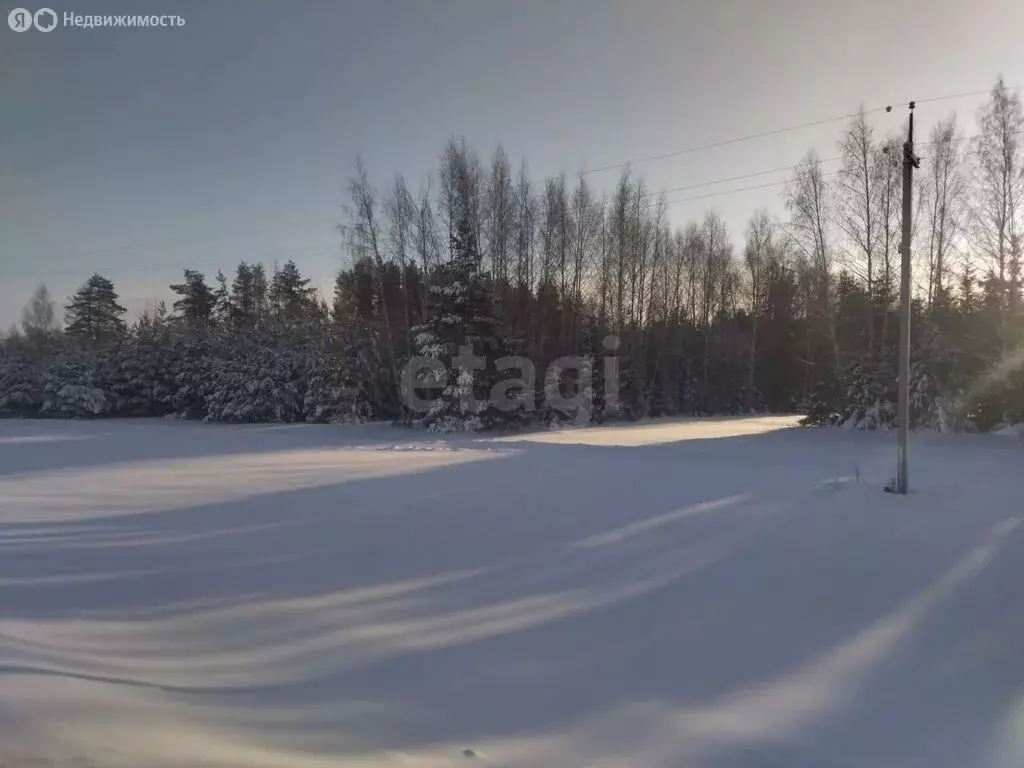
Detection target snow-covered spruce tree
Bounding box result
[907,306,967,432]
[197,263,340,424]
[832,356,895,430]
[412,215,511,431]
[540,354,595,426]
[303,318,374,424]
[303,353,372,423]
[0,332,48,416]
[40,344,110,418]
[104,306,179,416]
[168,333,216,419]
[203,309,343,424]
[800,374,844,426]
[201,331,300,423]
[324,276,382,421]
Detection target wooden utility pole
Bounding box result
[894,102,920,494]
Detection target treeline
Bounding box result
[2,77,1023,430]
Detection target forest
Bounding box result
[2,78,1022,432]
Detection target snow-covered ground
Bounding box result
[1,416,1022,768]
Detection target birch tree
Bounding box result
[972,77,1023,344]
[786,151,839,369]
[836,109,879,353]
[922,116,966,309]
[744,209,773,391]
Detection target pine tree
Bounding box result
[7,122,1024,432]
[270,260,316,324]
[170,269,218,329]
[229,262,257,329]
[213,270,230,326]
[64,274,127,345]
[252,264,269,326]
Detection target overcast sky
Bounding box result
[3,0,1023,328]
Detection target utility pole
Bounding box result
[894,102,920,494]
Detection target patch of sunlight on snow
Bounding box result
[0,555,704,691]
[980,687,1024,768]
[449,523,1015,768]
[0,518,301,552]
[0,447,504,523]
[568,493,751,549]
[0,567,167,587]
[667,530,1004,743]
[0,434,94,444]
[236,423,327,432]
[486,414,801,447]
[0,555,721,767]
[3,675,453,768]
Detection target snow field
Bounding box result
[0,416,1022,767]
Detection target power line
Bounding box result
[0,139,987,281]
[641,132,983,201]
[557,108,893,182]
[533,84,1015,187]
[656,170,844,209]
[1,243,344,281]
[651,133,986,208]
[30,218,341,261]
[914,85,1014,106]
[3,137,990,282]
[2,86,1009,281]
[646,155,844,197]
